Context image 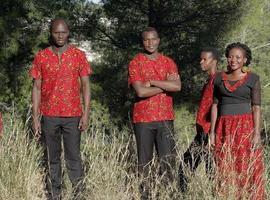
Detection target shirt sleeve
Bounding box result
[79,51,92,77]
[167,59,179,75]
[251,79,261,106]
[29,53,42,79]
[128,57,143,85]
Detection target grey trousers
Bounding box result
[41,116,84,199]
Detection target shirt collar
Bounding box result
[50,44,70,55]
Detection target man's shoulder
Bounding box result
[68,45,86,56]
[35,47,51,57]
[159,54,176,64]
[131,53,145,61]
[159,53,173,60]
[129,53,145,66]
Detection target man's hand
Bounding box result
[143,81,151,87]
[32,118,41,139]
[79,114,89,131]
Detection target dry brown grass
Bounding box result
[0,107,269,200]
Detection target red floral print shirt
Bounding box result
[196,73,216,134]
[30,45,92,117]
[128,53,179,123]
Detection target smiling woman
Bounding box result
[210,42,265,199]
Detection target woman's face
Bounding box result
[227,48,247,71]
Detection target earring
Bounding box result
[241,66,250,73]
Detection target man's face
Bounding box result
[200,51,216,72]
[51,20,69,47]
[142,31,160,54]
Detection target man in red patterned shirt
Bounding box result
[128,27,181,199]
[30,18,92,200]
[178,47,219,191]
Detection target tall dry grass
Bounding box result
[0,103,269,199]
[0,112,45,200]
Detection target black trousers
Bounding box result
[178,126,213,192]
[134,121,176,199]
[41,116,84,200]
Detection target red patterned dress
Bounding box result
[213,72,265,199]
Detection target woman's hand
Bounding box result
[209,132,215,151]
[252,131,262,149]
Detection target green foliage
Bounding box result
[0,0,96,114]
[218,0,270,133]
[74,0,248,121]
[0,0,270,198]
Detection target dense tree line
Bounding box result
[1,0,270,133]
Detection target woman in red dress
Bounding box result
[209,42,265,199]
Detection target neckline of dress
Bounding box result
[221,72,250,92]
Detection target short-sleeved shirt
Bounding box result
[196,73,216,134]
[128,53,179,123]
[30,45,92,117]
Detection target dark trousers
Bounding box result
[134,121,176,199]
[178,127,213,192]
[41,116,84,200]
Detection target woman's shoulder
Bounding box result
[248,71,260,80]
[247,72,260,87]
[213,71,223,85]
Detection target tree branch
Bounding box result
[252,42,270,50]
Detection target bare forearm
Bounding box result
[210,104,218,135]
[252,105,261,135]
[150,79,181,92]
[82,85,90,116]
[32,82,41,119]
[136,86,163,98]
[81,77,90,116]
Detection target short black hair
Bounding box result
[141,27,159,39]
[201,47,220,62]
[50,18,69,32]
[225,42,252,66]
